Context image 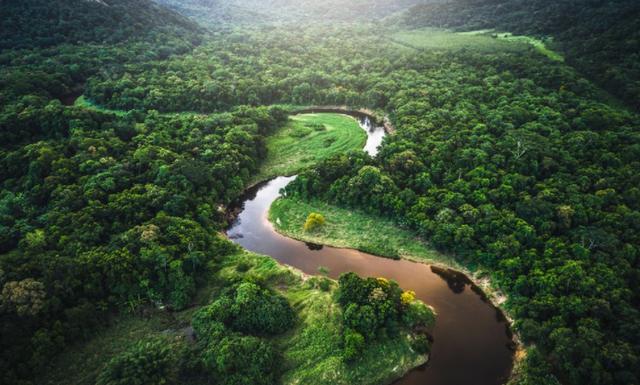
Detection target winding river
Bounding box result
[227,114,515,385]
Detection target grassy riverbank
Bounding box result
[38,251,427,385]
[270,196,460,266]
[254,113,367,183]
[268,197,531,380]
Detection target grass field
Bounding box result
[491,32,564,61]
[389,28,527,53]
[38,251,426,385]
[269,197,459,267]
[390,28,563,61]
[254,113,367,183]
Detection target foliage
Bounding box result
[1,278,46,317]
[336,272,435,360]
[343,329,365,362]
[303,213,326,232]
[1,1,639,383]
[96,337,177,385]
[255,113,366,183]
[409,334,430,355]
[0,0,203,50]
[398,0,640,110]
[201,334,279,385]
[193,281,295,336]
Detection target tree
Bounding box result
[303,212,326,232]
[1,278,46,317]
[343,329,365,362]
[96,337,176,385]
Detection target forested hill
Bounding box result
[398,0,640,110]
[155,0,433,26]
[0,0,204,49]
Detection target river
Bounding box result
[227,113,514,385]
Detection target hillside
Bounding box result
[0,0,203,49]
[155,0,434,26]
[398,0,640,110]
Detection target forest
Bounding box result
[1,1,639,385]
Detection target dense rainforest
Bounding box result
[1,1,639,385]
[399,0,640,110]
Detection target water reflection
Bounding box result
[305,242,324,251]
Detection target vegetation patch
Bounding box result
[269,197,457,266]
[38,251,432,385]
[254,113,367,183]
[389,28,528,53]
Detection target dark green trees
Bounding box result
[190,281,295,384]
[96,337,177,385]
[337,272,435,361]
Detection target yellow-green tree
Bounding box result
[303,213,325,232]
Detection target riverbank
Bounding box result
[252,113,367,184]
[292,106,396,134]
[38,250,430,385]
[269,196,524,364]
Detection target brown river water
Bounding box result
[226,114,514,385]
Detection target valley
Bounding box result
[1,1,639,385]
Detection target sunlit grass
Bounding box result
[389,28,527,53]
[492,32,563,61]
[389,28,563,62]
[254,113,367,184]
[269,196,458,267]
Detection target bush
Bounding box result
[410,333,430,354]
[290,126,313,138]
[96,337,176,385]
[305,122,326,131]
[303,212,326,232]
[343,329,365,362]
[403,301,436,329]
[193,282,295,337]
[201,335,278,385]
[231,282,295,335]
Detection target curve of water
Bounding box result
[227,114,515,385]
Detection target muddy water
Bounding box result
[227,115,514,385]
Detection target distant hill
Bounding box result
[155,0,436,26]
[0,0,204,49]
[397,0,640,110]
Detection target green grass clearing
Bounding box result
[492,32,563,62]
[389,28,563,61]
[269,197,459,268]
[389,28,528,54]
[254,113,367,183]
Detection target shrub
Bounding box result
[96,337,176,385]
[303,212,326,232]
[343,329,365,362]
[201,335,278,385]
[305,122,326,131]
[290,126,313,138]
[236,261,251,272]
[193,282,295,337]
[410,333,430,354]
[231,282,295,335]
[403,301,436,329]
